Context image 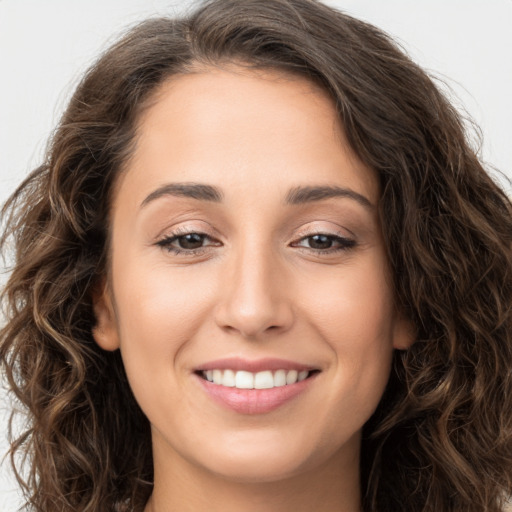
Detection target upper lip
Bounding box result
[195,357,320,373]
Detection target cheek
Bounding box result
[300,257,396,350]
[299,259,396,418]
[109,256,214,398]
[113,255,213,339]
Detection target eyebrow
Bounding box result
[141,182,374,209]
[285,185,373,209]
[141,183,223,206]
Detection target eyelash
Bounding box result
[155,228,221,256]
[155,227,357,257]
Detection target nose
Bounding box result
[214,242,294,339]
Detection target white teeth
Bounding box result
[286,369,298,385]
[298,370,309,382]
[212,369,223,385]
[201,369,313,389]
[274,369,287,387]
[254,370,274,389]
[222,369,236,387]
[235,371,254,389]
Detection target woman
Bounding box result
[1,0,511,511]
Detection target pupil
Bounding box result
[180,234,204,249]
[310,235,332,249]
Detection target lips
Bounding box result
[194,357,321,414]
[195,356,318,373]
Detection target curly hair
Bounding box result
[1,0,511,511]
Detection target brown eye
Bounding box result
[307,234,335,250]
[176,233,206,250]
[293,233,357,254]
[156,231,220,255]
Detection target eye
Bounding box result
[292,233,356,254]
[156,230,220,255]
[171,233,206,250]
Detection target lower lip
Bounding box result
[195,372,318,415]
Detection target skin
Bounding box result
[93,66,414,512]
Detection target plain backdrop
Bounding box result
[1,0,511,509]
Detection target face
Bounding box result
[93,66,413,485]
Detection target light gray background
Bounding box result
[1,1,511,509]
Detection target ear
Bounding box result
[91,280,120,351]
[392,312,416,351]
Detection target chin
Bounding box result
[203,452,311,484]
[190,430,338,484]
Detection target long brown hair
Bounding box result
[1,1,511,510]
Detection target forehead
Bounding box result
[115,66,378,210]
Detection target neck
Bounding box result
[144,441,362,512]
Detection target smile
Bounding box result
[195,359,321,414]
[200,369,312,389]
